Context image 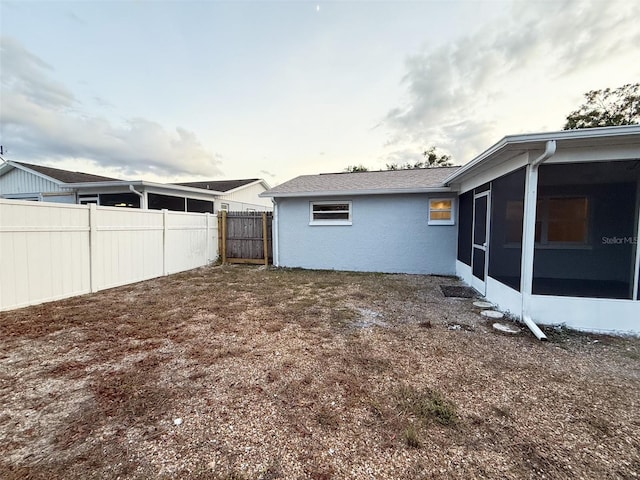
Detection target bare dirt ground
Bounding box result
[1,265,639,479]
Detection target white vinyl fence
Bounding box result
[0,199,218,311]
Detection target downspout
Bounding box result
[128,184,145,209]
[272,199,279,267]
[521,140,556,341]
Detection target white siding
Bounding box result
[0,199,218,311]
[0,167,67,195]
[219,182,273,210]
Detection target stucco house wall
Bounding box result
[276,193,457,275]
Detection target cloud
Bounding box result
[0,36,222,178]
[384,0,640,163]
[259,169,276,178]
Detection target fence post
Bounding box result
[262,212,269,266]
[163,209,169,276]
[205,213,210,264]
[89,204,99,293]
[221,210,227,264]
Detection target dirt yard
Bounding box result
[1,265,639,479]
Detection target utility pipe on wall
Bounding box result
[520,140,556,341]
[272,200,279,267]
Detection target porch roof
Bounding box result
[444,125,640,185]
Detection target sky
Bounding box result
[1,0,638,186]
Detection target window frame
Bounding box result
[309,200,352,226]
[428,197,455,225]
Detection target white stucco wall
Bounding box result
[275,194,457,274]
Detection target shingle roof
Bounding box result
[263,167,460,197]
[14,161,121,183]
[173,179,260,192]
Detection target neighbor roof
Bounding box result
[173,179,261,192]
[10,161,121,183]
[262,167,459,198]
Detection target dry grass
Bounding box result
[1,264,639,479]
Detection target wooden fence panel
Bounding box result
[220,211,272,264]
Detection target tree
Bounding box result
[421,146,453,168]
[385,146,453,170]
[564,83,640,130]
[344,164,369,172]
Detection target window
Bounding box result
[504,196,589,246]
[309,201,352,225]
[5,194,41,202]
[187,198,214,213]
[428,198,455,225]
[219,203,229,212]
[79,196,99,205]
[536,196,589,245]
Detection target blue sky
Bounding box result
[1,0,638,186]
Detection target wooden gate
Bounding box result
[219,211,273,265]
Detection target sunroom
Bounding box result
[447,126,640,334]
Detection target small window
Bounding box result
[219,203,229,212]
[428,198,455,225]
[310,201,352,225]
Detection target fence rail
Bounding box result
[0,199,218,311]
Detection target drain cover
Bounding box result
[481,310,504,319]
[473,301,493,309]
[493,322,521,334]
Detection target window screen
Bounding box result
[488,167,526,291]
[533,161,639,299]
[457,191,473,266]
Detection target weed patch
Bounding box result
[395,384,458,426]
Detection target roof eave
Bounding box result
[444,125,640,185]
[65,180,224,195]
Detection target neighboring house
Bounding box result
[263,125,640,334]
[0,161,271,213]
[261,167,460,275]
[173,179,273,212]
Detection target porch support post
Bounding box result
[520,162,538,307]
[632,180,640,300]
[520,140,555,341]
